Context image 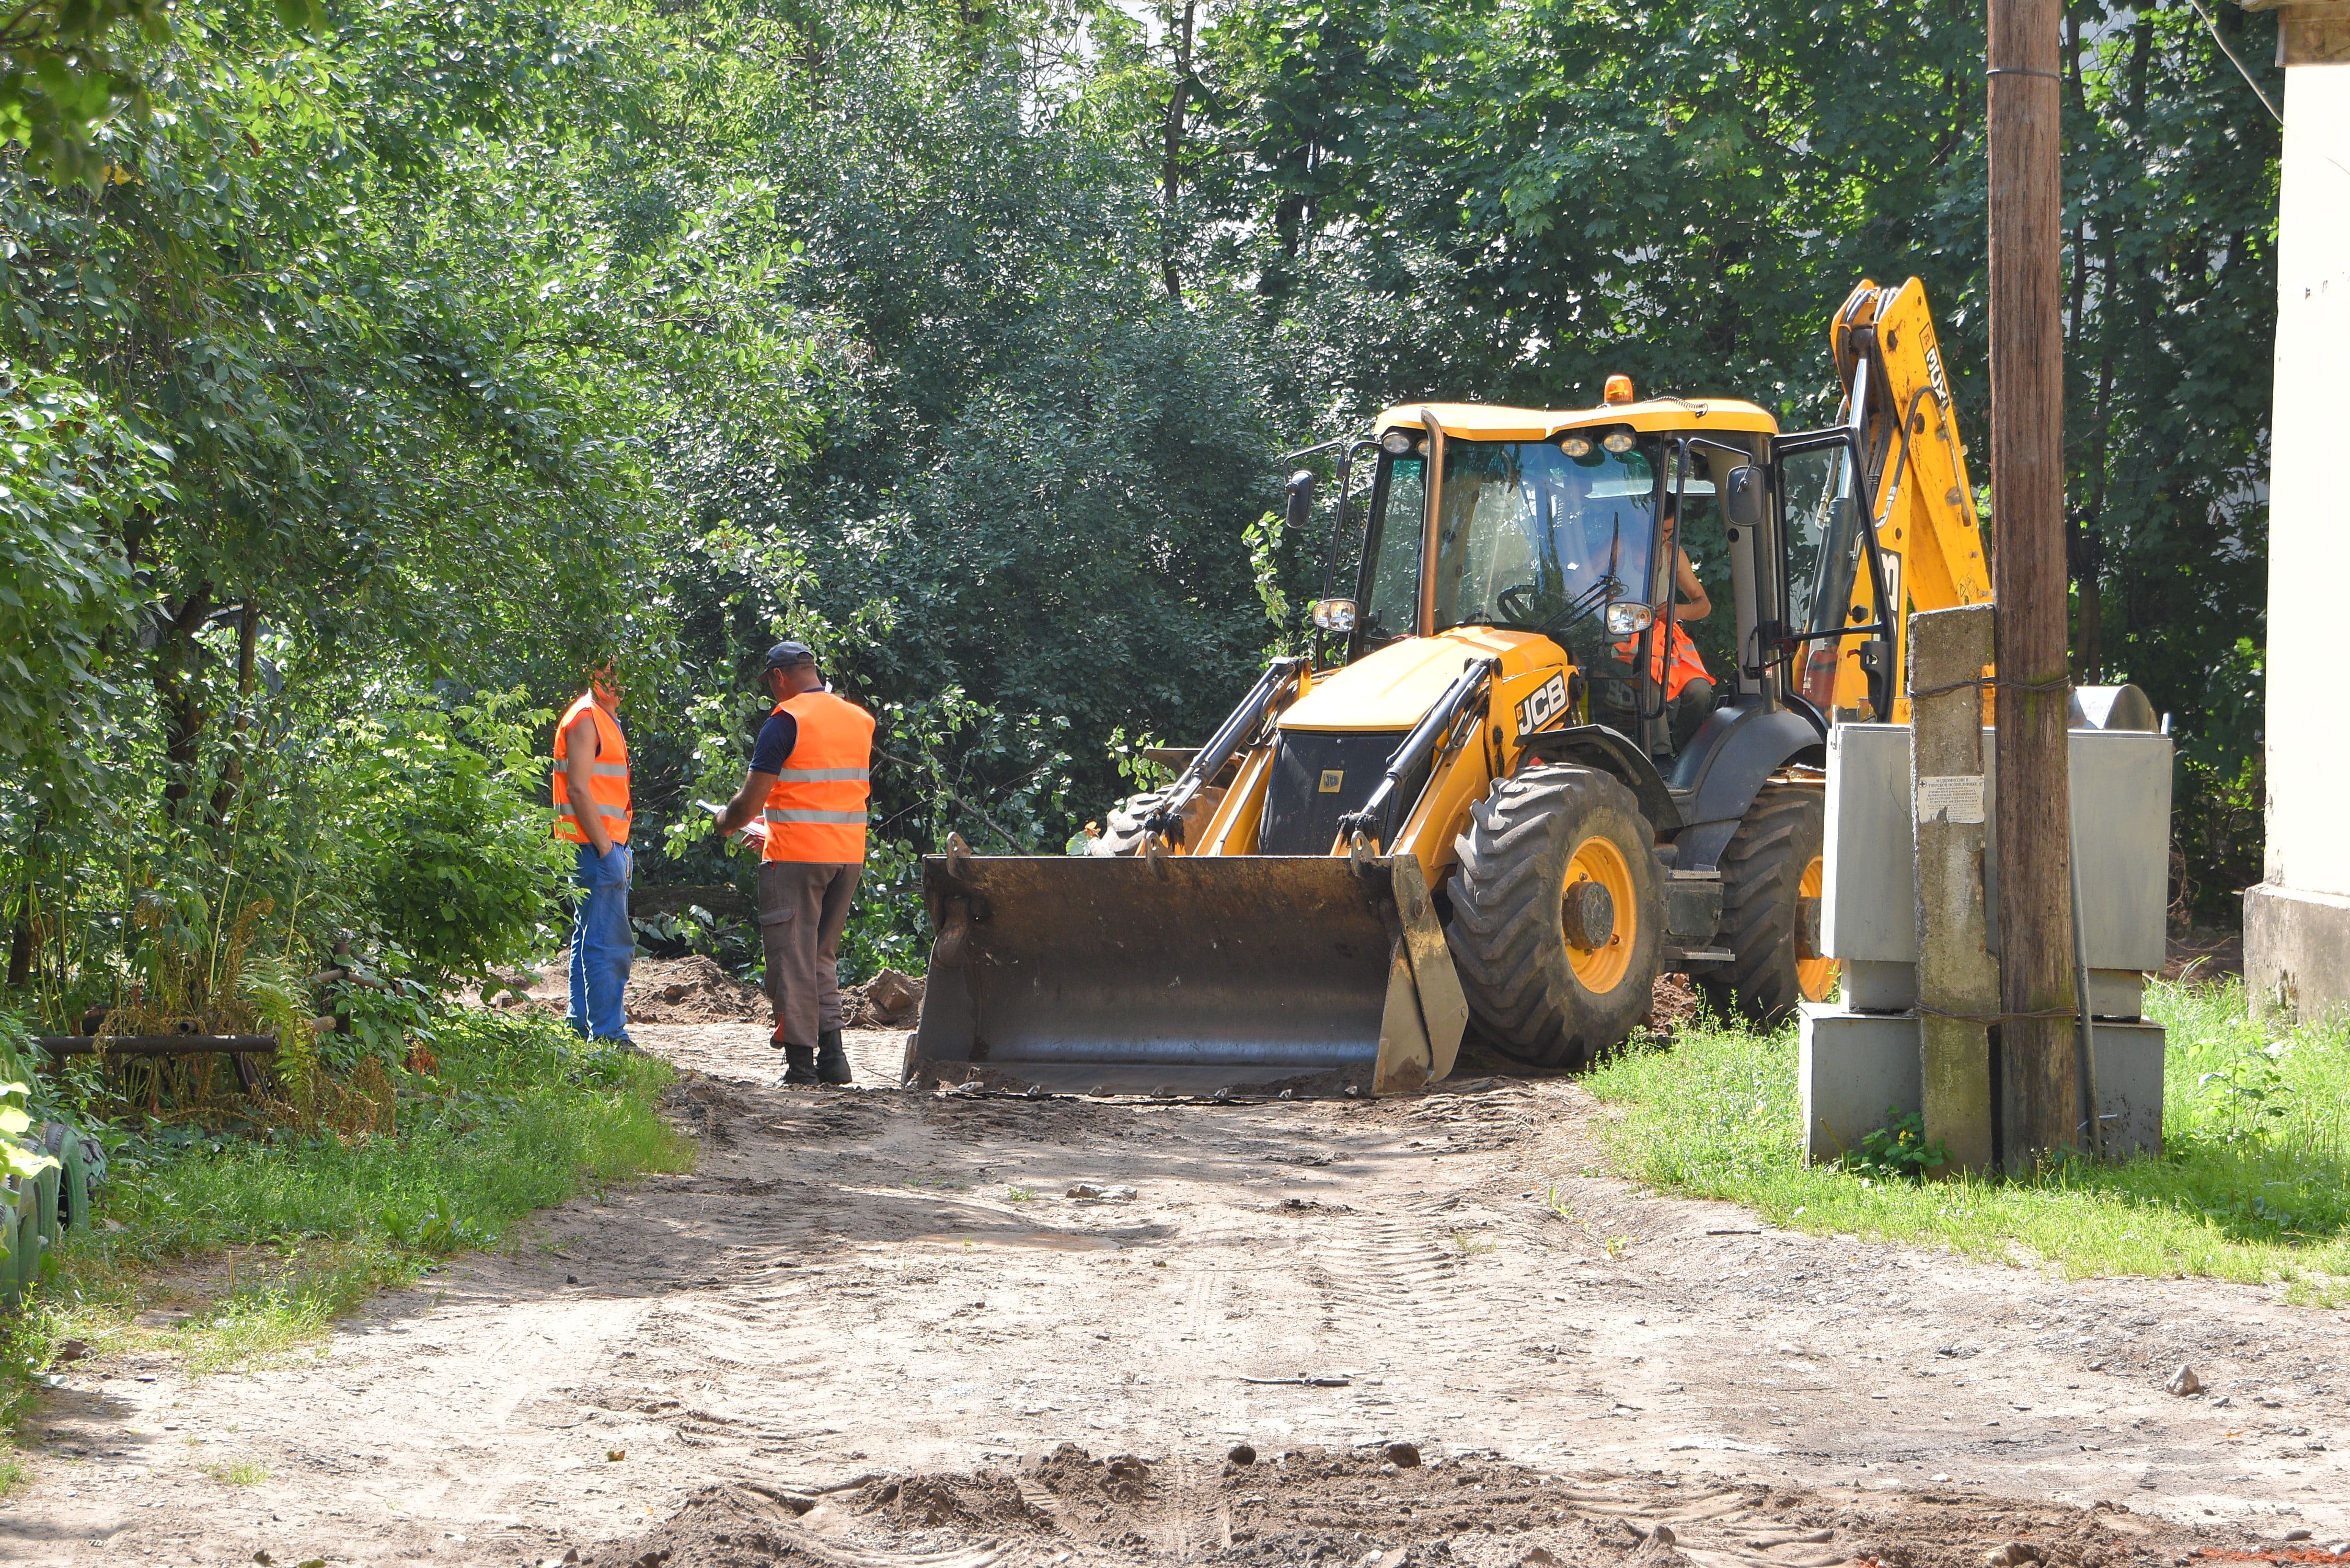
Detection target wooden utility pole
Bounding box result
[1987,0,2079,1165]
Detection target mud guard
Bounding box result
[903,851,1465,1098]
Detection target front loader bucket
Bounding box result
[903,850,1467,1098]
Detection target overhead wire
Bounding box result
[2181,0,2283,125]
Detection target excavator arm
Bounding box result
[1818,278,1994,721]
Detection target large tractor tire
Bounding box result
[1082,788,1176,856]
[1699,782,1838,1027]
[1083,782,1230,856]
[1446,766,1665,1070]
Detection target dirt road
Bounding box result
[4,1022,2345,1566]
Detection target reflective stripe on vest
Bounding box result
[762,690,876,863]
[551,692,632,845]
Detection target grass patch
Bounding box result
[3,1008,693,1440]
[1583,976,2350,1295]
[202,1458,269,1485]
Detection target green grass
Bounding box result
[1584,977,2350,1299]
[2,1008,693,1435]
[202,1458,269,1485]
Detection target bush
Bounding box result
[356,692,570,981]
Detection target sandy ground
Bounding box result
[3,1021,2345,1567]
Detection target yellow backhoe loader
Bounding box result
[905,277,1992,1096]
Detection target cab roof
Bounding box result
[1372,397,1779,440]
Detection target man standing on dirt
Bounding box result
[713,641,876,1087]
[554,662,636,1046]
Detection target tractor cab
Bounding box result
[1319,396,1778,762]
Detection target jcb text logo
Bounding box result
[1516,673,1570,735]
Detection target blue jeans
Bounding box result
[568,843,633,1042]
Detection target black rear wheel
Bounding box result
[1698,782,1837,1027]
[1445,766,1665,1069]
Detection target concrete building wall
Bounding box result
[2248,53,2350,1020]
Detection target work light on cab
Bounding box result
[1311,598,1357,632]
[1380,429,1421,456]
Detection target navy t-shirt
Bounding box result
[750,711,798,775]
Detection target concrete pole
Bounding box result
[1987,0,2078,1166]
[1910,605,1999,1173]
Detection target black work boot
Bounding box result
[781,1045,820,1085]
[815,1027,853,1086]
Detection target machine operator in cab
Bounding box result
[1609,492,1715,753]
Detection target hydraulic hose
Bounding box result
[1143,656,1307,845]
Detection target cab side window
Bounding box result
[1358,456,1424,645]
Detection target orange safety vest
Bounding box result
[762,690,876,863]
[1614,620,1712,701]
[552,693,631,845]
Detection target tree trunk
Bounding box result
[1161,0,1196,301]
[209,598,261,826]
[6,903,30,989]
[1987,0,2080,1167]
[156,583,213,821]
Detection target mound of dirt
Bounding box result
[567,1446,2273,1568]
[1643,972,1703,1041]
[625,954,770,1025]
[577,1484,817,1568]
[854,1469,1050,1534]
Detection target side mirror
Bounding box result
[1311,598,1357,632]
[1285,469,1316,537]
[1725,464,1766,533]
[1605,602,1655,636]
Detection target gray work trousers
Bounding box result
[757,860,862,1048]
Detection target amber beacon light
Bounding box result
[1603,374,1635,405]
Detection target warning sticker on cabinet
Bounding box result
[1917,774,1986,824]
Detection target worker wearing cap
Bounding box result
[553,662,635,1046]
[713,642,876,1086]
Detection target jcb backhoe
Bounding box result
[905,278,1992,1096]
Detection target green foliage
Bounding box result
[0,1078,57,1239]
[0,366,170,801]
[0,0,171,184]
[1583,978,2350,1290]
[2173,748,2263,922]
[1840,1107,1949,1184]
[354,694,571,981]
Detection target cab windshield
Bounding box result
[1431,440,1658,634]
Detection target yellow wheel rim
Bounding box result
[1564,835,1637,994]
[1796,851,1840,1003]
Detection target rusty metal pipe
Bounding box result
[34,1035,278,1056]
